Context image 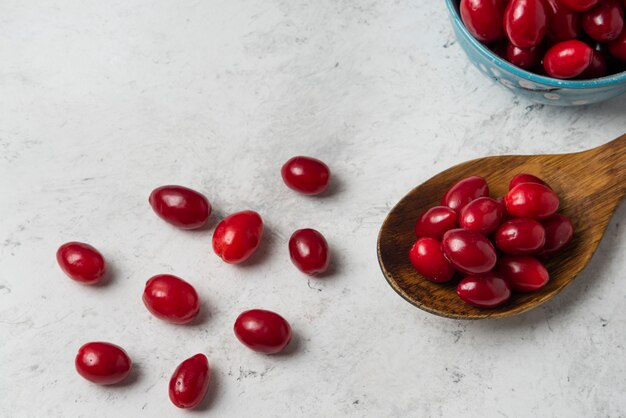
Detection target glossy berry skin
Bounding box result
[495,218,546,254]
[539,214,575,257]
[414,206,458,240]
[56,242,106,284]
[504,0,548,48]
[459,197,504,235]
[149,185,211,230]
[608,27,626,61]
[506,44,542,69]
[579,49,608,77]
[505,182,560,219]
[441,228,497,275]
[456,273,512,308]
[498,255,550,292]
[460,0,507,43]
[212,210,264,264]
[409,238,456,283]
[558,0,600,12]
[142,274,200,324]
[545,0,582,41]
[441,176,489,212]
[281,156,330,195]
[169,354,210,409]
[75,342,132,385]
[288,228,330,275]
[234,309,292,354]
[543,40,594,78]
[509,173,549,190]
[582,0,624,42]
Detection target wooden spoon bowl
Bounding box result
[377,135,626,319]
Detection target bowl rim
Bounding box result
[445,0,626,89]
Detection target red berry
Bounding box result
[75,342,132,385]
[441,228,497,275]
[212,210,264,264]
[409,238,456,283]
[557,0,600,12]
[281,156,330,195]
[456,273,512,308]
[504,0,548,48]
[545,0,582,41]
[495,218,546,254]
[608,27,626,61]
[460,0,507,43]
[234,309,292,354]
[543,40,594,78]
[169,354,210,409]
[498,255,550,292]
[509,173,549,190]
[414,206,458,239]
[149,185,211,230]
[288,228,330,275]
[505,182,560,219]
[506,43,542,69]
[539,214,575,257]
[582,0,624,42]
[579,49,608,77]
[56,242,106,284]
[441,176,489,212]
[459,197,504,235]
[142,274,200,324]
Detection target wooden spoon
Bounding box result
[377,134,626,319]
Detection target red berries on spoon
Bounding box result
[410,173,574,308]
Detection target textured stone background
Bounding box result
[1,1,625,417]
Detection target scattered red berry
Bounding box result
[142,274,200,324]
[281,156,331,195]
[234,309,292,354]
[212,210,264,264]
[57,242,106,284]
[289,228,330,275]
[75,342,132,385]
[149,185,211,230]
[169,354,210,409]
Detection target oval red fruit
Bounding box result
[56,242,106,284]
[169,354,210,409]
[441,228,497,275]
[149,185,211,230]
[459,197,504,235]
[539,214,575,257]
[505,182,560,219]
[409,238,456,283]
[75,342,132,385]
[457,273,512,308]
[281,156,331,195]
[608,27,626,61]
[495,218,546,254]
[498,255,549,292]
[509,173,549,190]
[212,210,264,264]
[288,228,330,275]
[579,49,608,78]
[142,274,200,324]
[545,0,582,41]
[414,206,458,239]
[460,0,507,43]
[441,176,489,212]
[234,309,292,354]
[504,0,548,48]
[543,40,594,79]
[582,0,624,42]
[506,44,542,69]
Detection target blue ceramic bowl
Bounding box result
[445,0,626,106]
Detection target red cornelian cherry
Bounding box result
[234,309,292,354]
[456,272,512,308]
[582,0,624,42]
[169,354,210,409]
[498,255,550,292]
[441,228,497,275]
[506,43,542,69]
[441,176,489,212]
[460,0,508,43]
[459,197,504,235]
[212,210,264,264]
[288,228,330,275]
[543,40,594,78]
[579,49,608,77]
[149,185,211,230]
[558,0,600,12]
[281,156,331,195]
[409,238,456,283]
[56,242,106,284]
[545,0,582,41]
[414,206,458,240]
[509,173,549,190]
[75,342,132,385]
[142,274,200,324]
[539,213,575,257]
[495,218,546,254]
[608,27,626,60]
[505,182,560,219]
[504,0,548,48]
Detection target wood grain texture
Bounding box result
[378,134,626,319]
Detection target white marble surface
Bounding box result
[1,1,626,417]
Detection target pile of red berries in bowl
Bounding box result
[409,173,574,308]
[460,0,626,79]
